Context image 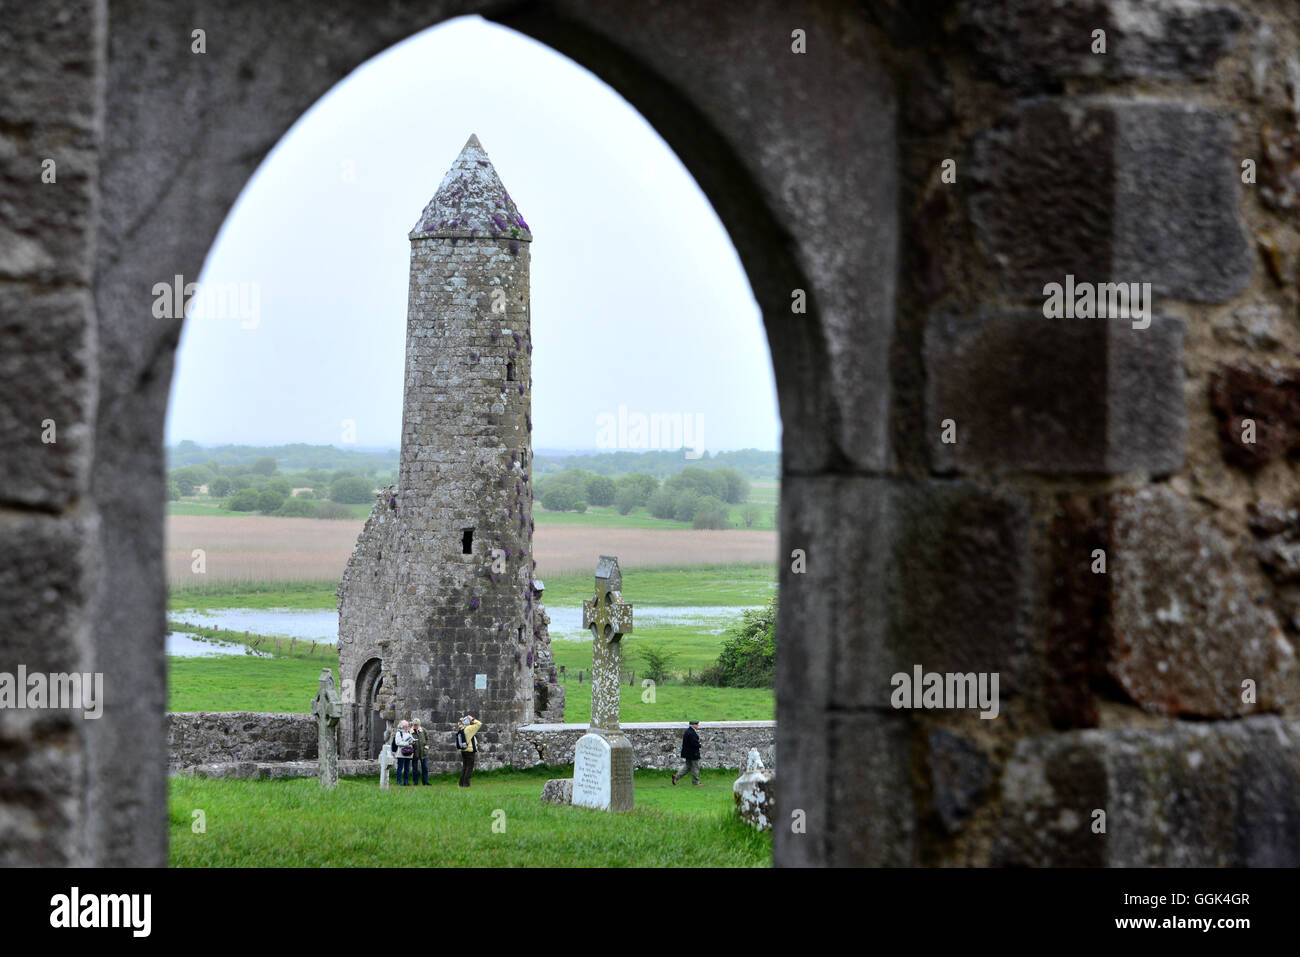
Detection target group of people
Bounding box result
[380,715,707,789]
[384,714,483,788]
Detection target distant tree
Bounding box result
[313,501,355,519]
[230,474,253,491]
[698,596,777,687]
[171,466,206,496]
[250,456,278,476]
[264,476,292,496]
[208,476,232,497]
[636,644,681,684]
[615,485,640,515]
[166,481,180,501]
[257,489,285,512]
[692,495,730,529]
[329,476,373,504]
[717,467,750,504]
[275,497,318,517]
[584,475,616,507]
[572,500,588,514]
[740,503,761,528]
[616,473,659,506]
[541,484,579,512]
[670,491,702,523]
[646,488,677,520]
[226,489,260,512]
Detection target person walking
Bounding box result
[671,720,702,786]
[410,718,430,786]
[393,720,414,786]
[457,714,482,788]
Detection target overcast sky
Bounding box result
[165,16,779,454]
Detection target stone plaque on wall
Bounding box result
[572,733,611,810]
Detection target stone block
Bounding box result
[0,512,95,673]
[0,0,102,284]
[971,100,1250,303]
[927,729,992,835]
[925,310,1185,474]
[780,477,1033,717]
[1209,362,1300,468]
[825,711,916,866]
[0,286,95,509]
[1106,486,1294,717]
[961,0,1244,92]
[993,718,1300,866]
[540,778,572,806]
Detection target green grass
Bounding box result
[168,563,776,612]
[169,656,336,713]
[167,498,371,519]
[169,579,341,612]
[552,676,773,723]
[169,766,770,867]
[540,562,776,606]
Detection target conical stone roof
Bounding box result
[409,134,533,242]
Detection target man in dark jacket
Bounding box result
[410,718,430,785]
[671,720,702,786]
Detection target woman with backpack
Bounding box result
[456,714,482,788]
[393,719,415,786]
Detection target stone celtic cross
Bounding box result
[310,668,342,788]
[582,555,633,731]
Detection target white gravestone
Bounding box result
[572,733,612,810]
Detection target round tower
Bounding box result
[338,135,536,766]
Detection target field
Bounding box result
[167,515,778,583]
[169,766,769,867]
[167,562,776,612]
[167,563,776,718]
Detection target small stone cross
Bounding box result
[582,555,634,731]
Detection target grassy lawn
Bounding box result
[540,562,776,606]
[167,651,773,720]
[169,656,336,713]
[169,579,342,612]
[169,766,770,867]
[168,498,372,519]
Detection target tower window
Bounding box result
[506,361,516,381]
[461,528,473,554]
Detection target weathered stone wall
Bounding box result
[168,712,317,770]
[337,138,536,767]
[512,722,776,771]
[773,0,1300,867]
[166,714,774,773]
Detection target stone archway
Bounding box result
[352,658,386,760]
[71,2,895,869]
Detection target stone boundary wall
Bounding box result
[168,713,775,772]
[512,722,775,771]
[168,712,316,770]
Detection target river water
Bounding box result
[167,604,760,656]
